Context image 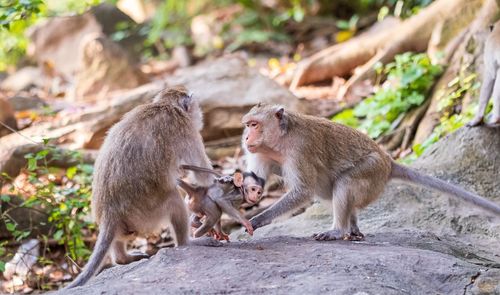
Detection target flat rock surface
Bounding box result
[59,234,500,295]
[57,126,500,294]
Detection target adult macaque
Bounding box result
[242,103,500,241]
[178,165,265,240]
[67,87,220,288]
[468,20,500,126]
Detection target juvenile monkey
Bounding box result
[178,165,265,239]
[242,103,500,241]
[67,87,220,288]
[468,20,500,126]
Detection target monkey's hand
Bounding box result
[249,215,270,231]
[467,116,484,127]
[243,220,254,235]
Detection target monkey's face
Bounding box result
[242,104,286,153]
[242,177,264,204]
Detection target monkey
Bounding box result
[241,103,500,241]
[67,86,221,288]
[177,165,265,240]
[467,20,500,127]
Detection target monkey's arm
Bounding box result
[176,179,198,196]
[214,198,254,235]
[249,188,314,230]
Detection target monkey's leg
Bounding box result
[314,180,352,241]
[468,68,495,126]
[349,212,364,241]
[490,69,500,124]
[111,240,149,265]
[193,215,218,238]
[166,190,192,246]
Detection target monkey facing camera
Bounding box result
[67,87,222,289]
[178,165,265,240]
[242,103,500,242]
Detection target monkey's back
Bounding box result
[92,101,196,223]
[287,113,392,179]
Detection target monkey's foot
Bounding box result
[214,231,230,241]
[116,251,149,264]
[348,231,365,241]
[313,230,348,241]
[488,116,500,126]
[467,117,484,127]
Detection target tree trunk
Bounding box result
[414,0,499,143]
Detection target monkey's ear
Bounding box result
[180,93,193,112]
[275,107,288,131]
[275,107,284,120]
[233,172,244,187]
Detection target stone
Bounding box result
[0,67,44,92]
[72,34,148,101]
[27,4,143,79]
[166,55,308,140]
[0,98,17,137]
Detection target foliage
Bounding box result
[333,52,442,138]
[0,0,105,71]
[401,67,483,164]
[0,0,46,70]
[0,143,94,274]
[378,0,434,20]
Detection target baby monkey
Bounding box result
[177,165,265,240]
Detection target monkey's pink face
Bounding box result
[244,184,264,204]
[243,120,263,153]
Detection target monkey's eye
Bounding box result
[251,187,256,192]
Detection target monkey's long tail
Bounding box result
[66,220,115,288]
[391,162,500,216]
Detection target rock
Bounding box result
[0,67,44,92]
[56,235,500,294]
[0,98,17,137]
[166,55,308,140]
[27,4,143,79]
[72,34,148,101]
[57,126,500,294]
[8,95,47,111]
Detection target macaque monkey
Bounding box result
[177,165,265,240]
[67,87,220,288]
[242,103,500,241]
[468,20,500,126]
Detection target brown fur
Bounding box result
[178,166,265,239]
[242,103,500,241]
[67,86,219,288]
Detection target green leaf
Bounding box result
[27,157,37,171]
[6,222,16,232]
[66,166,77,179]
[0,261,5,272]
[53,229,64,241]
[0,194,11,202]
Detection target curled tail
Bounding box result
[66,220,115,288]
[391,162,500,216]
